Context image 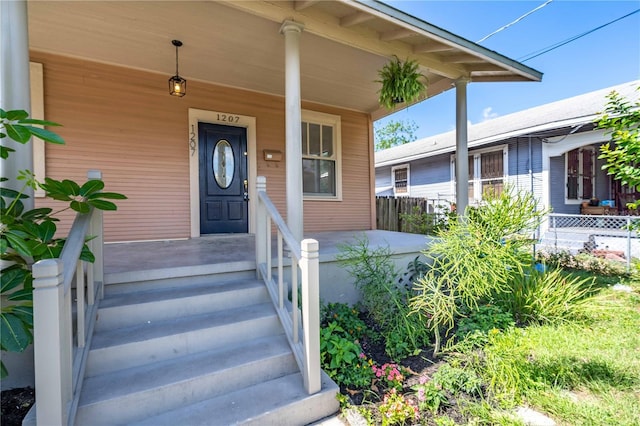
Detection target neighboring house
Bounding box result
[376,80,640,216]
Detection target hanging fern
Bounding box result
[377,55,427,110]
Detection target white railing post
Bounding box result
[87,170,104,299]
[32,259,72,425]
[626,217,632,272]
[300,239,321,394]
[255,176,267,278]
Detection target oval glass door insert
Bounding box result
[213,139,234,189]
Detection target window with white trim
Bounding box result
[392,164,410,196]
[451,145,507,203]
[565,147,594,202]
[301,110,341,200]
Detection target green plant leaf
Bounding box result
[70,200,91,213]
[0,146,15,159]
[0,187,28,199]
[5,110,29,121]
[80,179,105,196]
[1,360,7,379]
[24,126,65,144]
[0,312,33,352]
[8,289,34,301]
[4,124,32,143]
[62,179,81,196]
[88,199,118,211]
[0,268,28,293]
[0,239,7,254]
[11,305,33,327]
[17,118,62,127]
[80,244,96,263]
[87,192,127,200]
[5,232,34,258]
[37,220,57,243]
[20,207,53,221]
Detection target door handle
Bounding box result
[243,179,249,201]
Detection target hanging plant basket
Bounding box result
[377,55,427,110]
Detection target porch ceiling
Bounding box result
[27,1,541,119]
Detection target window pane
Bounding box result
[301,122,308,155]
[308,123,321,156]
[567,149,579,199]
[394,168,408,193]
[582,149,593,199]
[468,156,474,178]
[303,158,336,196]
[482,180,503,198]
[481,151,503,179]
[322,125,333,157]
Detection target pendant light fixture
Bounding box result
[168,39,186,97]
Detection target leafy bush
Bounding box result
[378,388,419,426]
[494,267,593,325]
[372,363,405,392]
[1,108,126,378]
[411,187,546,353]
[320,321,374,389]
[413,378,448,413]
[337,237,430,359]
[456,304,515,339]
[321,302,371,340]
[432,363,482,396]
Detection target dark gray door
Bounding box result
[198,123,248,234]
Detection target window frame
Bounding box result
[450,144,508,204]
[391,164,410,197]
[301,110,342,201]
[564,146,595,204]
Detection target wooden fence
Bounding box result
[376,196,451,234]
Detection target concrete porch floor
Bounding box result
[104,230,432,275]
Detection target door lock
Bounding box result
[243,179,249,201]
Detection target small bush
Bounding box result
[537,250,628,277]
[494,267,593,325]
[321,302,371,340]
[456,304,515,339]
[320,321,374,389]
[433,363,483,396]
[414,378,448,413]
[378,388,419,426]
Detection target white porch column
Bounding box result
[280,20,305,241]
[455,78,470,216]
[1,0,34,207]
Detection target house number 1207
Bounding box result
[217,114,240,123]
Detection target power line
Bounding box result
[519,8,640,62]
[477,0,553,43]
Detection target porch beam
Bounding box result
[1,0,34,207]
[294,0,320,11]
[455,78,470,216]
[221,1,466,80]
[280,20,305,241]
[340,11,375,27]
[413,41,454,53]
[379,28,416,42]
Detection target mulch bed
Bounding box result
[1,387,34,426]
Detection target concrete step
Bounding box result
[96,279,268,331]
[104,261,257,295]
[130,371,340,426]
[75,334,297,425]
[86,302,281,376]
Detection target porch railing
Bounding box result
[31,170,105,426]
[254,176,321,394]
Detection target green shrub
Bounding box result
[494,267,593,325]
[320,321,374,389]
[321,302,371,340]
[337,237,429,359]
[456,304,515,339]
[433,363,483,396]
[378,388,419,426]
[413,379,448,413]
[399,204,453,235]
[411,187,546,353]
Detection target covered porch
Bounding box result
[104,229,432,305]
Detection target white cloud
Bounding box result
[482,107,499,121]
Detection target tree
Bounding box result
[595,87,640,213]
[374,119,418,151]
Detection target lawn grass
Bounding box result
[460,271,640,425]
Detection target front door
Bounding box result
[199,123,248,234]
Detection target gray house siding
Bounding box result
[408,155,454,201]
[506,137,544,206]
[375,166,394,196]
[549,155,577,214]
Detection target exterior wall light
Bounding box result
[169,40,186,97]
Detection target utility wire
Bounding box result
[476,0,553,43]
[519,8,640,62]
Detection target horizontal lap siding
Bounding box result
[31,53,371,242]
[303,107,371,232]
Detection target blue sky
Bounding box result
[376,0,640,140]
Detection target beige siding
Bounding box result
[31,52,372,242]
